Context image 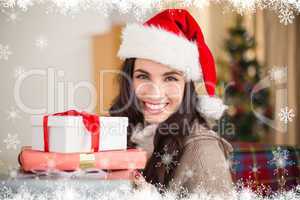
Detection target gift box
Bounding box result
[18,146,147,172]
[31,110,128,153]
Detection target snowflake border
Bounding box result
[0,0,299,25]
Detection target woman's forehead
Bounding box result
[134,58,184,75]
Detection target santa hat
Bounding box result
[117,8,227,119]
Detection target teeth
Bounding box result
[145,102,167,110]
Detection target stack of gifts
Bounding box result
[18,110,147,181]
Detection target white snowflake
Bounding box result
[296,0,300,11]
[3,133,21,150]
[116,0,132,14]
[184,166,195,179]
[8,166,18,178]
[6,11,18,22]
[278,9,295,25]
[16,0,33,11]
[267,147,294,176]
[35,35,48,49]
[278,174,287,188]
[0,186,13,199]
[268,66,287,82]
[278,106,295,124]
[14,66,26,78]
[1,8,21,23]
[262,0,297,14]
[154,145,179,173]
[0,0,15,8]
[0,0,298,25]
[228,0,257,13]
[0,44,12,60]
[6,107,21,121]
[249,163,261,175]
[180,0,193,7]
[119,184,131,194]
[6,10,20,22]
[193,0,210,10]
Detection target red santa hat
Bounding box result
[117,8,227,119]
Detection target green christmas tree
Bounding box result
[215,15,273,142]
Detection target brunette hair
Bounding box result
[109,58,207,193]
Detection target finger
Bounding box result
[142,125,159,137]
[133,171,146,183]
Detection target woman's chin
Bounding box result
[143,111,170,124]
[144,118,163,124]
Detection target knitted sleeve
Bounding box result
[168,135,235,197]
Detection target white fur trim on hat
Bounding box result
[117,23,202,81]
[196,95,228,120]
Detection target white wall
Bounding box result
[0,5,112,168]
[0,4,230,170]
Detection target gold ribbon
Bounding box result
[79,153,96,169]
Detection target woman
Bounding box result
[109,8,235,197]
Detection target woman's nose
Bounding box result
[136,81,166,99]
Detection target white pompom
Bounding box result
[196,95,228,120]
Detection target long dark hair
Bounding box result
[109,58,207,193]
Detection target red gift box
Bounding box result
[18,146,147,172]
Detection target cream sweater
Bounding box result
[130,120,235,197]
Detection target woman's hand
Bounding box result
[130,123,159,159]
[133,170,146,186]
[132,170,154,190]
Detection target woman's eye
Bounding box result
[165,76,178,82]
[136,74,148,80]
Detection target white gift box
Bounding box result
[31,115,128,153]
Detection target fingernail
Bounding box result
[134,171,140,178]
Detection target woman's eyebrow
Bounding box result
[163,71,183,76]
[134,69,149,74]
[134,69,183,76]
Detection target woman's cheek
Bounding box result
[165,83,184,100]
[134,86,148,101]
[133,80,146,97]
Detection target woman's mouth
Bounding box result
[143,101,169,114]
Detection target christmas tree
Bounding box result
[215,15,273,142]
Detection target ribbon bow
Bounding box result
[43,110,100,152]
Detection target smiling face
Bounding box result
[133,58,186,124]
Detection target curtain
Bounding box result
[191,5,300,145]
[255,10,299,145]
